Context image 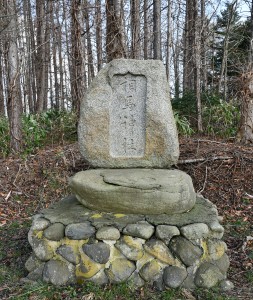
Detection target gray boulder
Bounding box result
[106,258,135,283]
[96,226,121,240]
[123,223,154,239]
[82,242,110,264]
[194,262,225,288]
[163,266,188,288]
[65,222,95,239]
[43,260,75,286]
[43,223,65,241]
[169,236,203,266]
[78,59,179,168]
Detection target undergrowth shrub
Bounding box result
[173,92,240,138]
[173,111,195,136]
[203,100,240,138]
[0,116,10,157]
[0,110,77,157]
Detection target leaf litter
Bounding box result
[0,137,252,299]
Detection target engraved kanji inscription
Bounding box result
[110,73,146,157]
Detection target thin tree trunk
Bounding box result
[237,73,253,144]
[6,0,22,152]
[56,6,64,110]
[35,0,50,112]
[218,0,237,100]
[71,0,85,114]
[95,0,103,71]
[173,42,180,99]
[84,0,95,84]
[52,22,59,110]
[0,48,5,116]
[27,0,37,112]
[23,0,34,113]
[237,0,253,144]
[131,0,140,59]
[153,0,161,60]
[43,1,51,111]
[143,0,148,59]
[166,0,171,80]
[63,0,72,109]
[106,0,126,62]
[195,2,202,132]
[200,0,207,92]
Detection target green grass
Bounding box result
[0,219,239,300]
[0,110,77,158]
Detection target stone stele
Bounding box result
[78,59,179,168]
[69,169,196,214]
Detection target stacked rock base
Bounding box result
[26,195,229,289]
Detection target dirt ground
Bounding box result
[0,136,252,299]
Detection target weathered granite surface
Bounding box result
[78,59,179,168]
[69,169,196,214]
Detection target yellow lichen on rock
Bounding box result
[114,214,125,218]
[200,240,209,261]
[76,249,103,279]
[90,213,103,219]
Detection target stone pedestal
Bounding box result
[26,195,229,289]
[26,59,230,289]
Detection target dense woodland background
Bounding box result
[0,0,253,154]
[0,2,253,299]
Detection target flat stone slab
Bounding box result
[40,194,220,230]
[78,59,179,168]
[69,169,196,214]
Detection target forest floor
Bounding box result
[0,136,252,299]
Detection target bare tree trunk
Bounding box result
[27,0,37,112]
[55,3,64,110]
[218,0,237,100]
[84,0,95,84]
[200,0,207,92]
[35,0,50,112]
[52,22,59,110]
[131,0,140,59]
[106,0,126,62]
[95,0,103,71]
[143,0,148,59]
[0,47,5,115]
[172,3,181,99]
[23,0,33,113]
[63,0,72,109]
[71,0,85,114]
[183,0,195,91]
[153,0,161,60]
[237,73,253,144]
[6,0,22,152]
[166,0,171,80]
[195,4,203,132]
[237,0,253,144]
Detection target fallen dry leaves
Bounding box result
[0,137,252,298]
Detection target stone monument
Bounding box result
[26,59,230,290]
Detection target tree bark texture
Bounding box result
[0,48,5,115]
[106,0,126,62]
[70,0,85,114]
[237,72,253,144]
[153,0,161,60]
[131,0,140,59]
[95,0,103,71]
[6,0,22,152]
